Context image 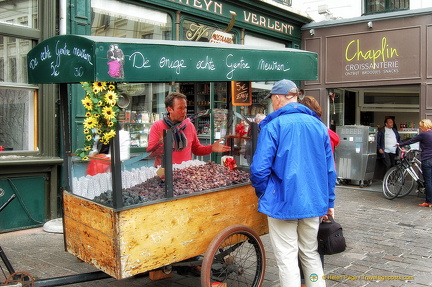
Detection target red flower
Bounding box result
[235,123,247,137]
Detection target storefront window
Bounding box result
[0,87,37,151]
[0,0,38,29]
[117,82,169,151]
[0,36,31,84]
[0,33,36,151]
[364,0,409,14]
[91,0,172,39]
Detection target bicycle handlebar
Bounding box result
[396,146,406,159]
[396,145,422,164]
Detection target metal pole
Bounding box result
[111,124,123,209]
[251,122,259,165]
[163,129,173,198]
[0,246,15,275]
[34,271,110,287]
[0,194,16,275]
[0,194,16,213]
[59,83,71,191]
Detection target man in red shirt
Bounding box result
[147,92,230,166]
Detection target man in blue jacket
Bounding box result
[250,79,336,287]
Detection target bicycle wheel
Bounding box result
[383,167,414,199]
[201,225,266,287]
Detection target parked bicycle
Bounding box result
[382,146,424,200]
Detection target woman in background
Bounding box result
[397,119,432,207]
[300,96,340,153]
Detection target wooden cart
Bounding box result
[64,183,268,286]
[26,35,318,287]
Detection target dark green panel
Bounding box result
[70,83,87,152]
[27,35,95,84]
[0,177,47,233]
[93,41,317,82]
[69,0,92,35]
[27,35,318,84]
[141,0,309,40]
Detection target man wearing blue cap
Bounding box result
[250,79,336,287]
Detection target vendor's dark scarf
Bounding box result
[163,115,189,151]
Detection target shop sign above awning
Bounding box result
[27,35,317,84]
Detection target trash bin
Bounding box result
[335,125,377,187]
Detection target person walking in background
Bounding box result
[250,79,336,287]
[377,117,400,174]
[300,96,340,154]
[397,119,432,207]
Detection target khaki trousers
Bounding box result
[268,216,325,287]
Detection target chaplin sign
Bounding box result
[326,27,421,83]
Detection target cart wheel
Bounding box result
[201,225,265,287]
[5,271,34,287]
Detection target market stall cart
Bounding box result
[25,35,318,287]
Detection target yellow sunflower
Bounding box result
[102,130,116,142]
[81,97,93,110]
[76,81,120,161]
[83,116,98,129]
[102,106,116,121]
[104,90,118,105]
[92,81,107,93]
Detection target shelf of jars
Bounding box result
[122,111,159,153]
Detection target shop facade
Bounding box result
[302,8,432,178]
[302,8,432,132]
[0,1,61,233]
[1,0,314,232]
[67,0,313,166]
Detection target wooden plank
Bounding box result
[117,185,267,278]
[63,192,116,237]
[63,192,119,278]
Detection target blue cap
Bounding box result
[265,79,298,99]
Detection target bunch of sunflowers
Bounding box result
[74,81,120,160]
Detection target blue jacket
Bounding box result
[250,103,336,220]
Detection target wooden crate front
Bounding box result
[63,192,119,277]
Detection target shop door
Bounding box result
[330,88,358,128]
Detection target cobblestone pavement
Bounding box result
[1,181,431,286]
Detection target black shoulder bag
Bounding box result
[317,215,346,255]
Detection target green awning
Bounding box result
[27,35,317,84]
